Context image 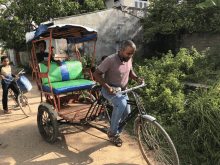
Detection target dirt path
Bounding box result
[0,67,147,165]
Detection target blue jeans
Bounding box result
[102,87,130,135]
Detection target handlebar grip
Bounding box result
[115,81,146,95]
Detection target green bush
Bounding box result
[130,46,220,164]
[172,86,220,164]
[81,53,98,68]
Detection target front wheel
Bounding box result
[136,119,179,165]
[18,94,31,117]
[37,106,58,143]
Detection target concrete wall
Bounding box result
[19,51,29,65]
[8,49,16,65]
[180,33,220,52]
[105,0,114,8]
[105,0,135,8]
[122,0,134,7]
[53,8,143,61]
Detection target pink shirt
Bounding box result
[98,53,132,89]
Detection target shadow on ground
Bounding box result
[0,124,111,165]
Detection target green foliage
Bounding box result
[81,53,98,68]
[183,46,220,85]
[141,0,220,42]
[0,0,106,50]
[131,47,220,164]
[172,87,220,164]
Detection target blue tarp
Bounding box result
[26,24,97,43]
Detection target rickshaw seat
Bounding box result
[38,61,95,94]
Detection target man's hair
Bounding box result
[101,55,108,61]
[1,56,9,62]
[51,46,54,49]
[121,40,136,50]
[36,40,46,47]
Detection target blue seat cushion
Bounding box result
[39,79,95,94]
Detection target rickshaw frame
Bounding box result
[28,24,101,122]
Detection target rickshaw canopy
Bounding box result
[26,24,97,43]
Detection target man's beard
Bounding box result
[122,57,130,62]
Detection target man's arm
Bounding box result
[51,56,62,66]
[129,69,144,84]
[94,69,115,95]
[129,69,137,80]
[94,69,110,90]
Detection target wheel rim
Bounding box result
[40,110,54,139]
[138,121,176,165]
[18,95,31,116]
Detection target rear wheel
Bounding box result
[18,94,32,117]
[136,119,179,165]
[37,106,58,143]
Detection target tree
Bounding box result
[141,0,220,42]
[197,0,220,7]
[0,0,106,51]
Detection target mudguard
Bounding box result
[38,102,58,118]
[133,115,156,135]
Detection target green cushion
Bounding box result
[39,62,62,84]
[65,61,84,80]
[43,79,94,89]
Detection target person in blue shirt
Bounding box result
[0,56,19,114]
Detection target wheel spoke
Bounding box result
[137,120,179,165]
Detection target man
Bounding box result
[94,40,143,147]
[36,40,61,66]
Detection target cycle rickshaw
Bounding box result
[26,24,179,165]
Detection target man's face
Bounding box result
[120,46,136,62]
[38,43,46,53]
[2,58,9,66]
[51,48,55,56]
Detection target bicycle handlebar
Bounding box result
[115,81,146,95]
[3,69,26,81]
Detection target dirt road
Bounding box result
[0,67,147,165]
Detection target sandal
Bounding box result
[4,110,12,114]
[107,130,123,147]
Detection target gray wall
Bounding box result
[53,8,143,62]
[180,33,220,52]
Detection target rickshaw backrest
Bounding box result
[39,61,84,84]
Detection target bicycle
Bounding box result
[6,69,32,117]
[83,81,180,165]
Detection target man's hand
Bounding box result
[56,60,62,66]
[43,61,48,66]
[0,75,5,79]
[107,87,120,95]
[136,77,144,84]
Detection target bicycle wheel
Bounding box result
[18,94,31,117]
[8,88,19,107]
[136,119,179,165]
[37,105,58,143]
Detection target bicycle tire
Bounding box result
[37,105,58,143]
[8,88,19,107]
[136,119,179,165]
[18,94,32,117]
